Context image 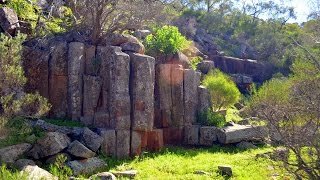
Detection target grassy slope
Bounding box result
[105,146,290,180]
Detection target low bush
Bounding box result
[197,108,226,128]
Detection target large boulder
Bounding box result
[14,159,36,170]
[106,33,140,46]
[162,52,191,69]
[22,165,58,180]
[197,60,215,74]
[34,132,71,158]
[0,143,32,163]
[67,157,106,176]
[67,140,95,158]
[0,7,19,36]
[217,125,267,144]
[121,42,145,54]
[79,127,103,152]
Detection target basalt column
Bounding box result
[68,42,85,121]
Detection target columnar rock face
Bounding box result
[116,130,130,158]
[197,86,212,113]
[68,42,85,120]
[171,65,185,127]
[129,53,155,131]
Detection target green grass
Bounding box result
[98,146,292,180]
[225,107,243,123]
[44,118,85,128]
[0,165,27,180]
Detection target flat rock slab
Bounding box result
[112,170,138,178]
[22,165,58,180]
[67,157,106,176]
[217,125,267,144]
[90,172,116,180]
[67,140,95,158]
[0,143,32,163]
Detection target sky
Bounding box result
[288,0,312,23]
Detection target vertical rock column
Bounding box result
[171,65,185,127]
[183,69,201,125]
[49,41,68,118]
[68,42,85,120]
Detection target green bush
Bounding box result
[49,154,73,180]
[145,25,190,55]
[202,70,241,111]
[190,56,202,70]
[197,108,226,128]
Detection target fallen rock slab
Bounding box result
[36,132,71,158]
[218,165,232,176]
[112,170,138,178]
[67,140,95,158]
[22,165,58,180]
[217,125,267,144]
[90,172,116,180]
[67,157,106,176]
[236,141,257,149]
[0,143,32,163]
[79,127,103,152]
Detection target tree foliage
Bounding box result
[202,69,241,111]
[145,25,190,55]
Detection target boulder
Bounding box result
[199,126,218,146]
[217,125,267,144]
[67,140,96,158]
[79,127,103,152]
[67,157,106,176]
[106,33,140,46]
[0,7,19,36]
[183,69,201,125]
[121,42,145,54]
[90,172,116,180]
[0,143,32,163]
[116,130,130,158]
[99,129,116,157]
[15,159,36,170]
[68,42,85,120]
[197,60,215,74]
[129,53,155,131]
[36,132,71,158]
[184,125,200,145]
[22,165,58,180]
[134,29,151,39]
[165,52,191,69]
[236,141,257,149]
[218,165,232,176]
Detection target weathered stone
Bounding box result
[134,29,151,39]
[116,130,130,158]
[171,65,184,127]
[163,128,184,145]
[84,45,97,75]
[184,69,201,125]
[155,64,173,128]
[121,42,145,54]
[236,141,257,149]
[165,52,191,69]
[130,131,147,156]
[36,132,71,158]
[83,75,102,117]
[107,33,140,46]
[26,144,42,160]
[110,95,131,130]
[99,129,116,157]
[68,42,85,120]
[90,172,116,180]
[193,170,210,175]
[184,125,200,145]
[68,140,96,158]
[0,143,32,163]
[217,125,267,144]
[94,112,110,128]
[33,119,74,134]
[197,60,215,74]
[0,7,19,35]
[112,170,138,178]
[22,165,58,180]
[50,42,68,76]
[67,157,106,176]
[197,86,211,113]
[80,127,103,152]
[147,129,164,151]
[199,126,218,146]
[129,53,155,131]
[15,159,36,170]
[218,165,232,176]
[80,116,94,127]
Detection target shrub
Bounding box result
[202,70,241,111]
[49,154,72,179]
[197,108,226,128]
[145,25,190,55]
[190,56,202,70]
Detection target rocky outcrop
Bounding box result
[0,143,32,163]
[0,7,19,36]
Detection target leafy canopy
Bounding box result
[202,69,241,111]
[145,25,190,55]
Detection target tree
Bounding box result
[247,60,320,179]
[202,69,241,111]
